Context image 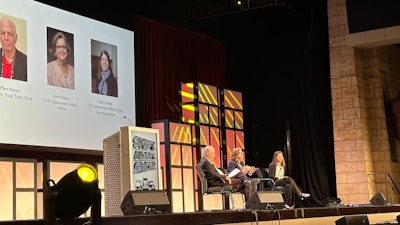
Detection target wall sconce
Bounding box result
[45,162,101,225]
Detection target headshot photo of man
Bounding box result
[0,15,27,81]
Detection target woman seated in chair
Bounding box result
[227,147,259,198]
[198,145,257,200]
[268,150,310,209]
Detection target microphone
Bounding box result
[123,116,133,126]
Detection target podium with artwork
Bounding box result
[103,126,164,216]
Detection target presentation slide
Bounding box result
[0,0,135,151]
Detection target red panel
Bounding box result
[181,103,195,124]
[181,82,195,103]
[151,122,165,142]
[210,127,220,148]
[199,125,210,145]
[235,131,245,149]
[159,144,167,189]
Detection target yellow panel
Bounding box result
[170,145,182,166]
[182,146,193,167]
[16,192,35,220]
[172,191,184,213]
[0,161,13,220]
[37,192,43,219]
[16,162,34,188]
[97,164,105,189]
[171,168,182,189]
[50,162,80,182]
[36,162,43,189]
[183,168,195,212]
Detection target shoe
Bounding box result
[284,204,294,209]
[251,178,260,185]
[301,193,311,198]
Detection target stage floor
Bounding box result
[1,204,400,225]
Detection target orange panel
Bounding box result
[209,106,219,126]
[224,109,234,128]
[223,89,243,110]
[234,110,244,130]
[199,104,209,124]
[170,122,191,144]
[198,82,218,105]
[199,125,210,145]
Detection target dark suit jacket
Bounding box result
[227,159,240,173]
[197,156,226,187]
[268,164,288,181]
[0,48,27,81]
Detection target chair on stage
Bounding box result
[196,165,244,210]
[255,167,284,193]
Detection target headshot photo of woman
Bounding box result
[47,28,75,89]
[92,49,118,97]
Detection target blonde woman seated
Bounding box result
[227,147,259,199]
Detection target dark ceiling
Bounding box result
[34,0,303,42]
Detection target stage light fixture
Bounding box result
[236,0,242,6]
[45,162,101,225]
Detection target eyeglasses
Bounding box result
[56,45,67,50]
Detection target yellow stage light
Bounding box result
[45,162,101,225]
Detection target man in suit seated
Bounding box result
[198,145,259,200]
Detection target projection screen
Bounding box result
[0,0,135,151]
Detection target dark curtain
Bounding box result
[133,2,336,208]
[133,16,226,127]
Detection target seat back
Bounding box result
[196,165,208,195]
[195,165,233,194]
[255,167,273,190]
[256,167,284,192]
[195,164,238,210]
